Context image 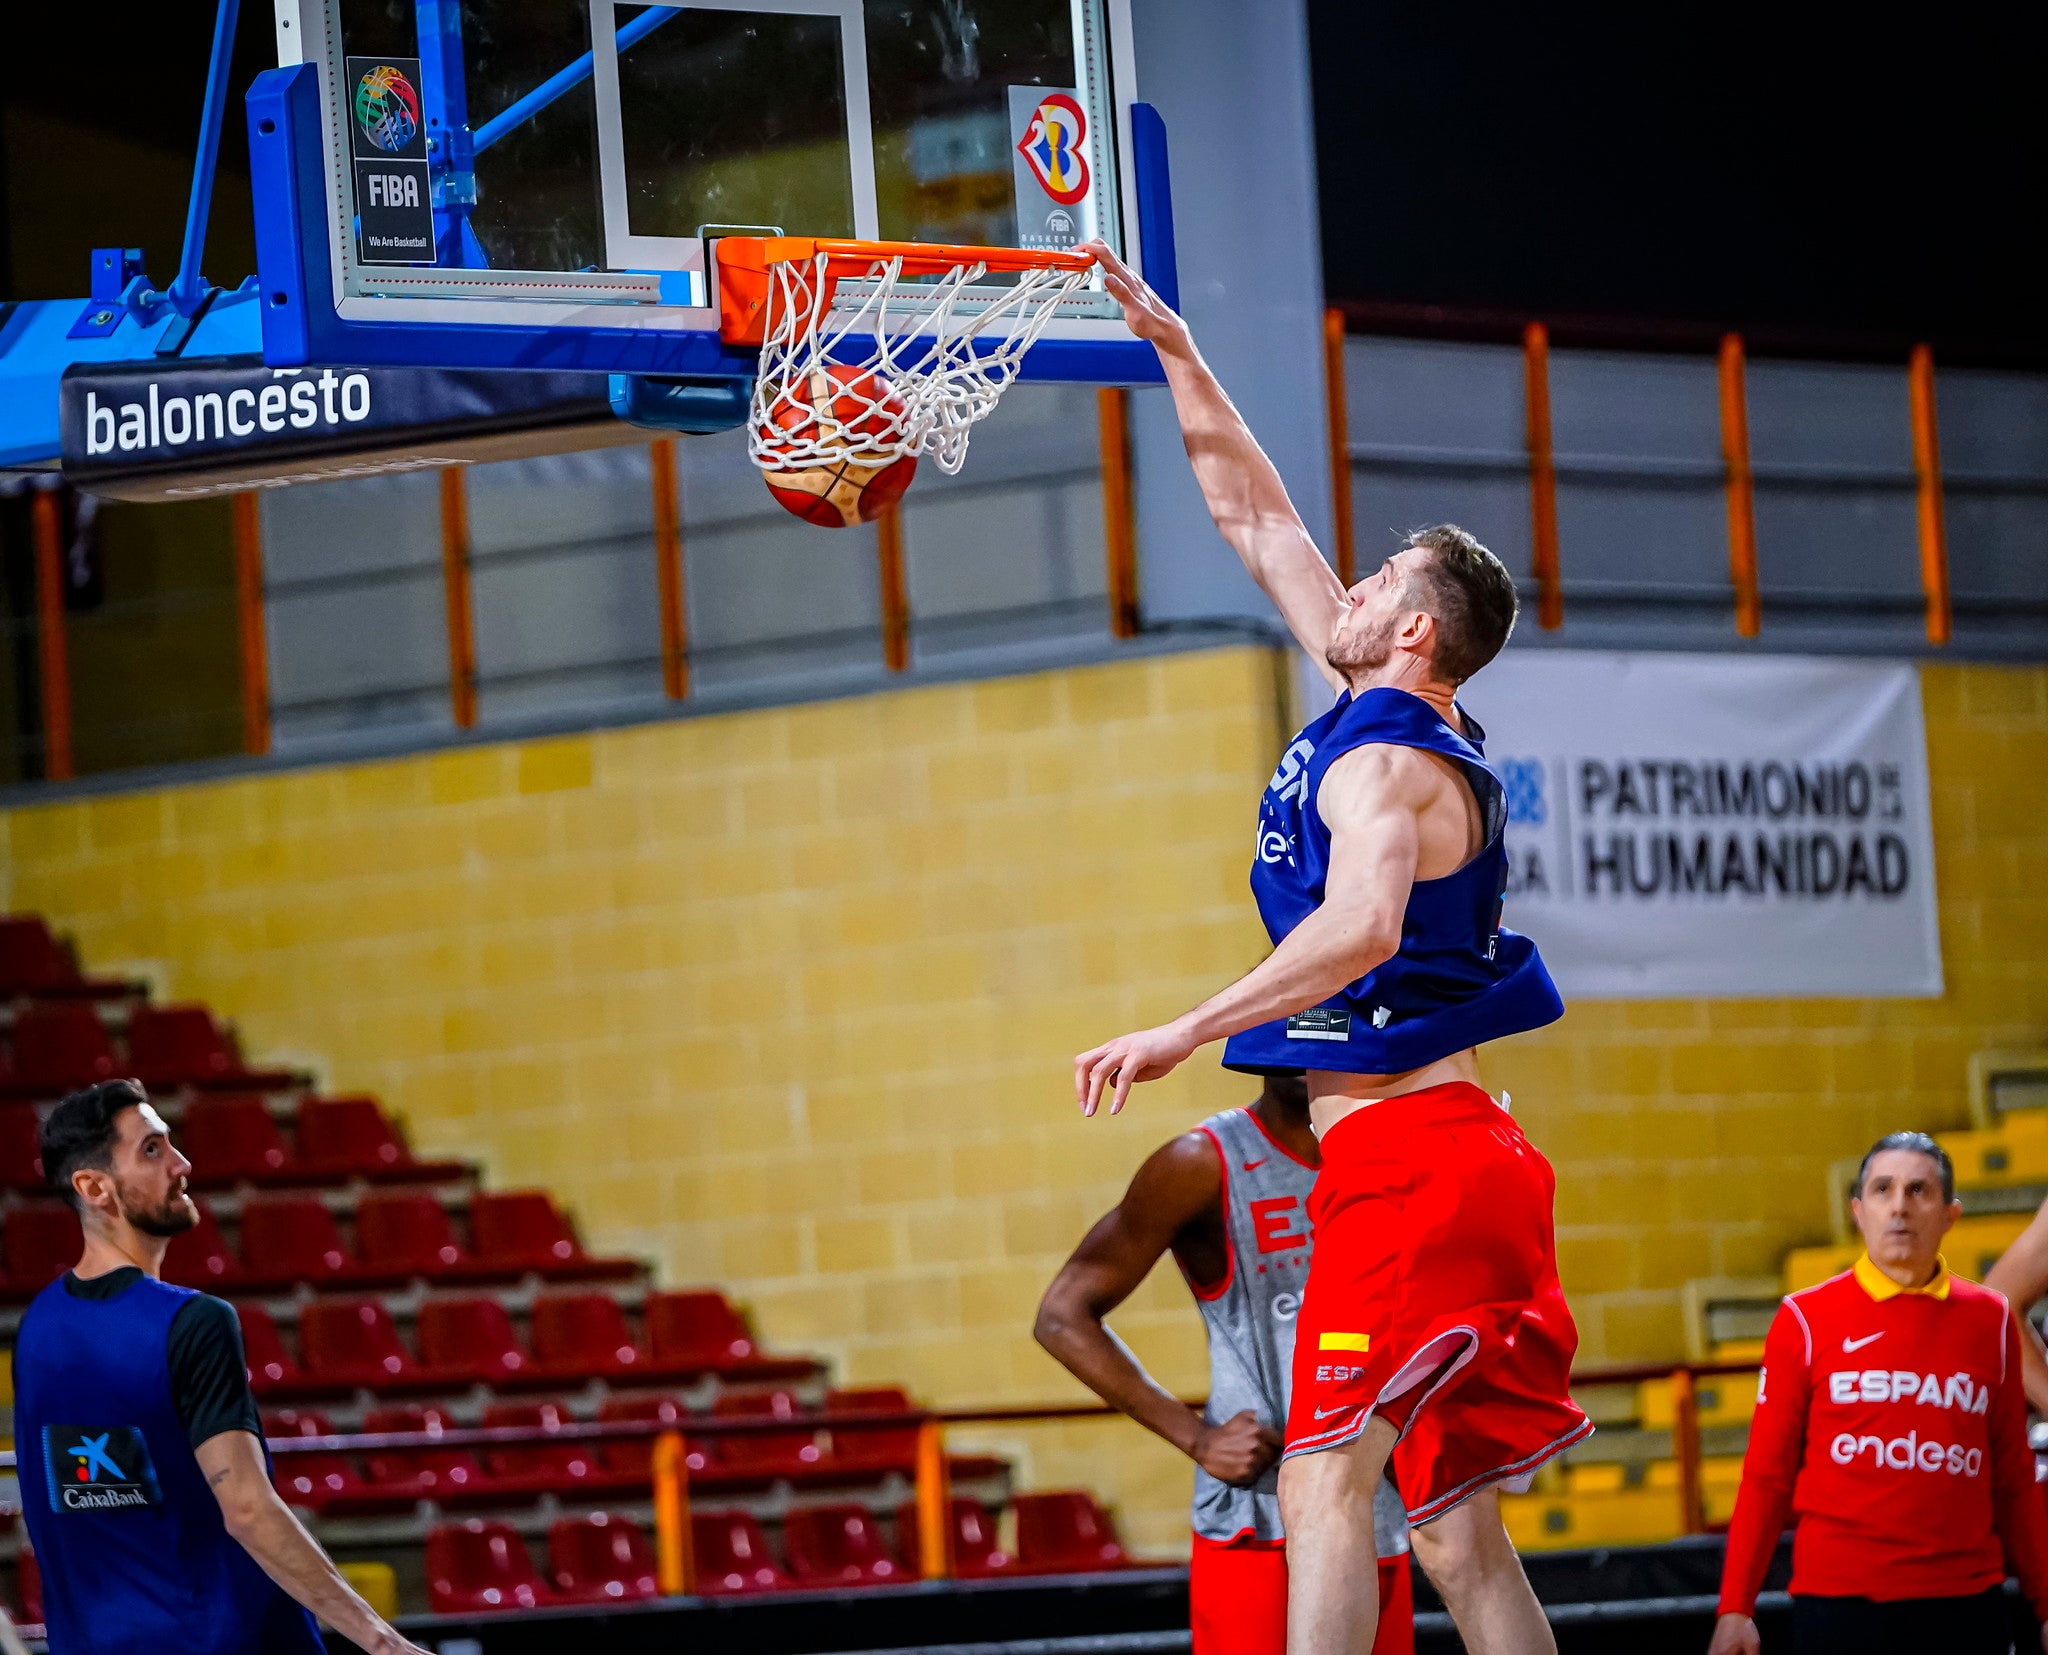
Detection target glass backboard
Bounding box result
[250,0,1175,381]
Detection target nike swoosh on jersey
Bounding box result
[1243,1157,1268,1171]
[1842,1332,1885,1353]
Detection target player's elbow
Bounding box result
[216,1487,274,1545]
[1032,1286,1090,1358]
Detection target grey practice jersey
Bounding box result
[1187,1108,1409,1555]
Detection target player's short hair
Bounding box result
[42,1079,148,1212]
[1401,524,1519,685]
[1853,1130,1954,1204]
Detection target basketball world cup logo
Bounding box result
[353,64,422,153]
[1016,93,1091,205]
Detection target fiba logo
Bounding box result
[1045,209,1077,239]
[354,64,421,153]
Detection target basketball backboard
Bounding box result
[249,0,1175,387]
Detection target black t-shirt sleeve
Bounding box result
[167,1294,263,1450]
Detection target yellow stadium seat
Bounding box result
[340,1561,399,1620]
[1501,1462,1686,1550]
[1680,1276,1781,1362]
[1939,1119,2048,1189]
[1783,1243,1858,1294]
[1968,1049,2048,1130]
[1701,1455,1745,1526]
[1945,1214,2032,1282]
[1637,1371,1759,1430]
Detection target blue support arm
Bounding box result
[472,5,677,154]
[168,0,243,317]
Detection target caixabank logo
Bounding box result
[44,1425,162,1513]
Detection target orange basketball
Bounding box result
[759,366,919,529]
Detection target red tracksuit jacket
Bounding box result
[1719,1257,2048,1617]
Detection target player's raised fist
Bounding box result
[1192,1409,1284,1487]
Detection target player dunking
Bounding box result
[1074,241,1588,1655]
[1035,1075,1414,1655]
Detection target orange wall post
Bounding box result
[30,488,73,782]
[914,1418,955,1579]
[1908,345,1952,647]
[232,493,272,755]
[650,439,692,697]
[1523,322,1563,631]
[877,501,911,673]
[1717,335,1761,639]
[652,1430,695,1594]
[1671,1369,1704,1535]
[1323,309,1357,588]
[438,468,479,728]
[1098,387,1140,638]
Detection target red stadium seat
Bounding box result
[125,1005,298,1091]
[161,1203,242,1291]
[529,1292,646,1380]
[1012,1492,1130,1573]
[691,1510,792,1594]
[236,1304,303,1397]
[645,1290,758,1371]
[354,1190,470,1280]
[2,1203,80,1296]
[366,1406,492,1503]
[712,1390,822,1477]
[0,1106,45,1193]
[265,1410,370,1515]
[179,1095,293,1187]
[294,1096,462,1182]
[481,1401,601,1490]
[0,917,132,1001]
[895,1497,1014,1578]
[784,1504,912,1587]
[5,1004,117,1097]
[15,1539,41,1626]
[237,1196,354,1287]
[826,1387,918,1473]
[469,1191,635,1281]
[298,1299,418,1390]
[548,1513,660,1604]
[425,1519,557,1613]
[415,1296,530,1386]
[596,1394,709,1482]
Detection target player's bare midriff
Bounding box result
[1306,1050,1483,1140]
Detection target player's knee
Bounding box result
[1409,1496,1514,1602]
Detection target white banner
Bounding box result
[1460,651,1943,999]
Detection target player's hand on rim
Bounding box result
[1074,1022,1198,1116]
[1080,240,1188,351]
[1191,1409,1284,1487]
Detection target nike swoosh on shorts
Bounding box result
[1244,1158,1267,1170]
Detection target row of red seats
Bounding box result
[425,1494,1129,1612]
[0,1190,634,1301]
[0,1001,299,1097]
[237,1291,810,1398]
[0,916,137,1002]
[0,1095,455,1195]
[269,1387,925,1510]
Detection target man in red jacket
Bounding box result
[1712,1131,2048,1655]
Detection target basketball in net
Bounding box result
[758,365,919,529]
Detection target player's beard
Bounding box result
[116,1176,199,1238]
[1326,606,1400,676]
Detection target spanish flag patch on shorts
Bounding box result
[1318,1332,1371,1353]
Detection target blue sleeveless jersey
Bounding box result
[12,1273,322,1655]
[1222,686,1563,1076]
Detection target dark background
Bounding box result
[3,3,2044,361]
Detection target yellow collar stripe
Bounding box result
[1853,1252,1951,1301]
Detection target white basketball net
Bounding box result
[748,251,1093,478]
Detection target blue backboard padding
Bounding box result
[0,291,262,470]
[1130,102,1179,316]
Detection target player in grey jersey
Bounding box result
[1036,1076,1413,1655]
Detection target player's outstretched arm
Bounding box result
[1084,240,1350,687]
[198,1431,434,1655]
[1982,1203,2048,1413]
[1073,745,1424,1115]
[1035,1135,1281,1487]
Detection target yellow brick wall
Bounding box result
[1,650,2043,1555]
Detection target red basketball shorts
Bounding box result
[1283,1081,1592,1523]
[1189,1536,1413,1655]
